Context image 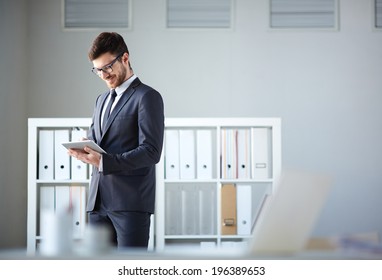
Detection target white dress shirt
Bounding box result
[99,74,137,172]
[100,74,137,126]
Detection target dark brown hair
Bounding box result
[88,32,129,61]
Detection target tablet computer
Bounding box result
[61,140,106,153]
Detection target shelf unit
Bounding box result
[28,117,281,254]
[27,118,92,255]
[155,118,281,251]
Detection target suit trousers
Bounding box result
[88,191,151,250]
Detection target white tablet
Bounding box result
[61,140,106,153]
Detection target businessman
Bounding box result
[68,32,164,250]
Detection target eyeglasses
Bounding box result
[91,53,123,76]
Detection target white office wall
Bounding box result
[1,0,381,248]
[0,0,28,248]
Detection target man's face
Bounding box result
[92,52,128,89]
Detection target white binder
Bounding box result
[148,215,155,251]
[70,186,86,238]
[236,184,252,235]
[198,185,216,235]
[55,186,70,214]
[165,185,182,235]
[38,130,54,180]
[251,127,271,179]
[196,129,213,179]
[164,129,180,179]
[179,130,196,179]
[54,129,70,180]
[221,128,238,179]
[181,186,197,235]
[40,186,55,212]
[70,129,88,180]
[237,129,251,179]
[39,186,55,235]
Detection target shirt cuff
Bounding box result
[99,155,103,172]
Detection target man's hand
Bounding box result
[68,146,101,168]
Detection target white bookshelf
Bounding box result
[27,118,92,255]
[28,117,281,254]
[155,118,282,251]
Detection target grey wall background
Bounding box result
[1,0,381,249]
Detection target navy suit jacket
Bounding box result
[86,78,164,214]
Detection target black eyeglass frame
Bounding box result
[91,53,124,76]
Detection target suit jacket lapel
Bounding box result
[95,93,109,142]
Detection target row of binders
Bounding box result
[221,127,272,180]
[221,183,268,236]
[165,129,215,180]
[39,185,86,239]
[38,129,89,180]
[165,184,217,236]
[164,127,272,180]
[164,183,268,236]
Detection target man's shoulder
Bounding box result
[134,78,160,95]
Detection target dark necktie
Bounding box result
[102,89,117,132]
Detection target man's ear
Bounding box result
[122,52,129,63]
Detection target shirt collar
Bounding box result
[114,74,137,96]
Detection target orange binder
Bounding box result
[221,183,237,235]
